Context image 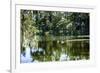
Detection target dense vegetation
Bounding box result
[21,10,89,37]
[20,10,90,62]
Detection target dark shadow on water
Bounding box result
[21,36,90,63]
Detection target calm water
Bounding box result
[21,38,89,63]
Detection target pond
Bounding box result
[20,36,89,63]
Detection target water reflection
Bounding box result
[21,38,89,63]
[20,47,33,63]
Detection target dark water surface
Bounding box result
[21,36,89,63]
[33,39,89,61]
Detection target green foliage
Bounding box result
[20,10,89,48]
[20,10,90,61]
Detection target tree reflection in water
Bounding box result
[21,36,89,63]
